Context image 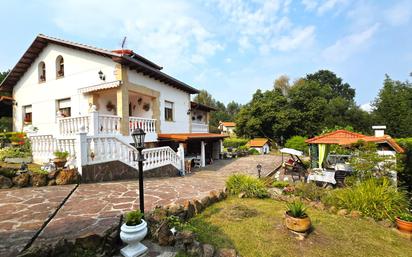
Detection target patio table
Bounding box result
[307,169,336,184]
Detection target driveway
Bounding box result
[0,155,281,256]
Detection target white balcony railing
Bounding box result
[59,116,90,136]
[129,117,156,134]
[98,114,120,134]
[192,122,209,133]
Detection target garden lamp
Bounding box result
[256,163,262,178]
[131,128,146,214]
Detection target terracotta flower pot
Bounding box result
[284,211,311,232]
[395,217,412,233]
[53,158,67,168]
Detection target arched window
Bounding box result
[56,55,64,78]
[38,62,46,82]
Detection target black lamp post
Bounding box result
[256,163,262,178]
[131,128,146,214]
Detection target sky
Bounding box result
[1,0,411,110]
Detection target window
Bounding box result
[56,56,64,78]
[38,62,46,82]
[164,101,174,121]
[23,105,32,124]
[57,98,71,117]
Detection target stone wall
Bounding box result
[81,161,179,183]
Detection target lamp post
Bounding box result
[131,128,146,214]
[256,163,262,178]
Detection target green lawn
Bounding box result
[189,197,412,257]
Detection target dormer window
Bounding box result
[38,61,46,82]
[56,56,64,78]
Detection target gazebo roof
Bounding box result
[305,130,404,153]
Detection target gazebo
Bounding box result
[305,129,404,169]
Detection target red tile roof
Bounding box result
[220,122,236,127]
[158,133,228,142]
[247,138,269,147]
[305,130,404,153]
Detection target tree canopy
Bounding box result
[372,75,412,138]
[0,70,8,84]
[236,70,372,141]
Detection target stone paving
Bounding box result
[0,185,76,257]
[1,155,281,256]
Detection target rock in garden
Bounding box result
[238,192,246,198]
[74,233,103,250]
[158,222,175,246]
[202,244,215,257]
[378,219,393,228]
[167,203,185,217]
[337,209,348,216]
[12,173,30,187]
[47,179,56,186]
[217,248,237,257]
[209,191,219,203]
[350,210,362,218]
[175,230,195,245]
[315,202,325,211]
[183,200,196,219]
[193,199,203,214]
[200,196,211,208]
[0,175,13,189]
[47,170,59,180]
[187,240,202,256]
[56,169,79,185]
[30,173,47,187]
[329,206,337,213]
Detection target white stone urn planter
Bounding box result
[120,219,148,257]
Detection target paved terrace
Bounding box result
[0,155,281,257]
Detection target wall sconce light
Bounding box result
[98,70,106,81]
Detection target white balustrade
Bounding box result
[191,122,209,133]
[85,136,181,171]
[58,116,90,136]
[129,117,156,134]
[30,135,76,164]
[98,115,121,134]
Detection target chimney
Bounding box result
[372,125,386,137]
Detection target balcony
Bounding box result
[192,122,209,133]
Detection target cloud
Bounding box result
[50,0,222,73]
[317,0,348,15]
[302,0,318,11]
[360,102,372,112]
[385,1,412,26]
[213,0,316,52]
[322,23,379,62]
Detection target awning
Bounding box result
[280,148,303,156]
[158,133,228,142]
[78,80,122,94]
[0,96,14,103]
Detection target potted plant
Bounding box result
[120,210,148,257]
[395,213,412,233]
[284,201,311,233]
[53,151,69,168]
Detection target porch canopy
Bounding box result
[305,129,404,168]
[158,133,228,168]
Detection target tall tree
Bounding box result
[0,70,9,84]
[306,70,355,100]
[372,75,412,138]
[273,75,290,96]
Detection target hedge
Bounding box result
[223,138,249,148]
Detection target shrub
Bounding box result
[284,136,308,154]
[272,181,289,189]
[54,151,69,159]
[398,213,412,222]
[294,182,326,201]
[0,117,12,132]
[0,147,32,161]
[226,174,269,198]
[396,138,412,193]
[124,210,144,226]
[286,201,308,218]
[223,138,249,149]
[248,148,260,155]
[322,178,409,220]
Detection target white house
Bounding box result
[0,34,227,180]
[218,121,236,135]
[247,138,270,154]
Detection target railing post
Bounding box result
[89,105,99,136]
[75,126,88,175]
[178,143,185,175]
